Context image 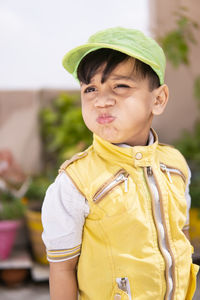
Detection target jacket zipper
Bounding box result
[160,163,186,183]
[116,277,132,299]
[145,166,175,300]
[93,170,129,203]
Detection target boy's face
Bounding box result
[80,58,166,146]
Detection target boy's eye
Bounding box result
[115,84,130,89]
[84,86,96,93]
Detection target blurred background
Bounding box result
[0,0,200,299]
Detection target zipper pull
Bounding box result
[166,169,172,183]
[117,174,128,193]
[124,177,128,193]
[116,277,131,299]
[160,164,173,183]
[120,277,128,292]
[147,166,153,176]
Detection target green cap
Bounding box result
[62,27,166,85]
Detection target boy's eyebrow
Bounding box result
[80,75,138,86]
[110,75,137,82]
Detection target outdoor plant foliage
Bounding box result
[40,93,92,169]
[160,13,198,67]
[24,176,51,204]
[0,192,26,220]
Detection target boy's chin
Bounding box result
[91,128,127,144]
[96,134,124,144]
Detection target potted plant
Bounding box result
[0,150,29,261]
[0,190,30,286]
[0,191,26,260]
[24,175,52,264]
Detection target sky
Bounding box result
[0,0,150,90]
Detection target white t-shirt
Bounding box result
[41,133,191,262]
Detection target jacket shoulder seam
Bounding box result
[59,151,88,173]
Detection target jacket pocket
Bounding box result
[93,169,129,203]
[160,163,186,184]
[185,263,199,300]
[92,169,131,217]
[160,162,188,226]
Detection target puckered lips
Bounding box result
[96,114,116,124]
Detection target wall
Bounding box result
[0,90,41,174]
[150,0,200,143]
[0,89,80,174]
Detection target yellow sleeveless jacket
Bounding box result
[60,130,199,300]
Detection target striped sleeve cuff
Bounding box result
[47,245,81,262]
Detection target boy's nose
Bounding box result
[94,92,116,108]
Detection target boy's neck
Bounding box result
[114,129,153,148]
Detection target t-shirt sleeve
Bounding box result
[41,172,89,262]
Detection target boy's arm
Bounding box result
[49,256,79,300]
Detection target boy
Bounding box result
[41,27,199,300]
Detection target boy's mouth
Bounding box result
[96,114,115,124]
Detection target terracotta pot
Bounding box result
[0,269,28,287]
[0,220,21,260]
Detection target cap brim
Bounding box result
[62,42,162,83]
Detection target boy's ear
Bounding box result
[152,84,169,116]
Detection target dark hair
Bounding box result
[77,48,160,91]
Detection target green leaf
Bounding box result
[161,31,189,67]
[159,14,198,68]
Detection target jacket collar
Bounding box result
[93,128,158,167]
